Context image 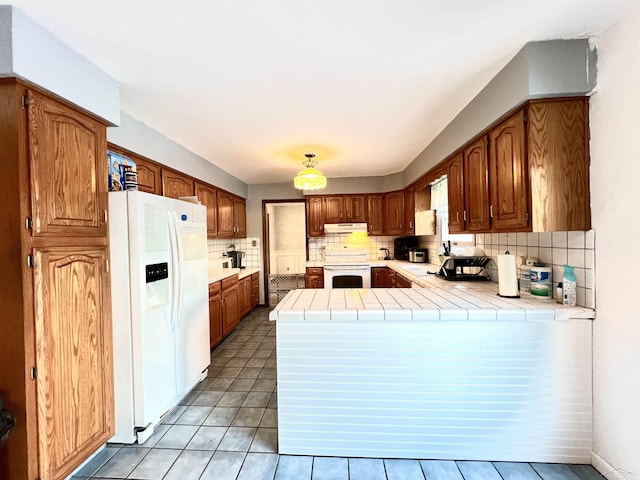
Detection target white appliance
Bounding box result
[323,245,371,288]
[109,191,210,444]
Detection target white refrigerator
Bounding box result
[109,190,210,444]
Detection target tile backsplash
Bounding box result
[476,230,595,308]
[308,233,399,262]
[207,237,261,270]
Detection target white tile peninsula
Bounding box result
[270,262,595,463]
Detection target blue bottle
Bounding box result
[562,265,576,306]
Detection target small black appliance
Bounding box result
[394,236,419,261]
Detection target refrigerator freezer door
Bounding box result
[171,200,210,399]
[127,193,178,429]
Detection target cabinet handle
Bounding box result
[463,211,467,222]
[490,205,494,218]
[104,210,108,224]
[409,221,413,229]
[456,212,459,222]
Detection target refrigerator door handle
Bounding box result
[174,215,185,328]
[168,211,180,330]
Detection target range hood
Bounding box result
[323,223,368,234]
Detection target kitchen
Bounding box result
[0,2,639,480]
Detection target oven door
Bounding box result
[323,265,371,289]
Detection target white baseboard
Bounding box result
[592,451,633,480]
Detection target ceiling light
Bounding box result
[293,153,327,190]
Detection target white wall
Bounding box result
[108,112,247,198]
[0,5,120,125]
[590,5,640,479]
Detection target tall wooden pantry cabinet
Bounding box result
[0,79,114,480]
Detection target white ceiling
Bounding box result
[9,0,637,184]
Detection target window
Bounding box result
[430,176,475,249]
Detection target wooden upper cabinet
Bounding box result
[217,190,235,238]
[162,169,195,199]
[367,194,384,236]
[345,195,367,223]
[28,90,108,238]
[195,182,218,238]
[385,191,404,235]
[234,197,247,238]
[306,196,325,237]
[33,246,114,480]
[447,152,465,233]
[404,186,415,235]
[528,99,590,231]
[324,196,344,223]
[135,158,162,195]
[489,109,529,231]
[463,136,491,232]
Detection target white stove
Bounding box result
[323,245,371,288]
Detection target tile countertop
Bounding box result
[208,266,260,284]
[271,260,595,322]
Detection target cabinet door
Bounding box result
[28,90,108,238]
[371,267,387,288]
[222,286,239,336]
[385,191,404,235]
[395,273,412,288]
[324,196,344,223]
[528,99,590,231]
[489,109,529,231]
[367,194,384,236]
[305,267,324,288]
[345,195,367,222]
[209,283,223,348]
[162,169,195,199]
[242,276,252,316]
[463,137,491,232]
[234,197,247,238]
[217,191,235,239]
[404,187,415,235]
[447,153,466,233]
[195,183,218,239]
[251,273,259,308]
[136,158,162,195]
[33,247,114,480]
[306,196,325,237]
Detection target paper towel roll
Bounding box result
[497,254,519,298]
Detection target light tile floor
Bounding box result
[72,307,605,480]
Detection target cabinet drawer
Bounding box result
[306,267,323,276]
[221,274,239,290]
[209,281,221,297]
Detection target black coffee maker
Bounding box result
[228,250,245,269]
[394,237,419,261]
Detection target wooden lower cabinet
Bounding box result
[209,282,223,348]
[33,246,114,480]
[239,275,252,318]
[251,272,259,308]
[372,267,386,287]
[395,272,412,288]
[221,276,240,337]
[306,267,324,288]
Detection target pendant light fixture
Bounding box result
[293,153,327,190]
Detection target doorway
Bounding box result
[262,200,307,307]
